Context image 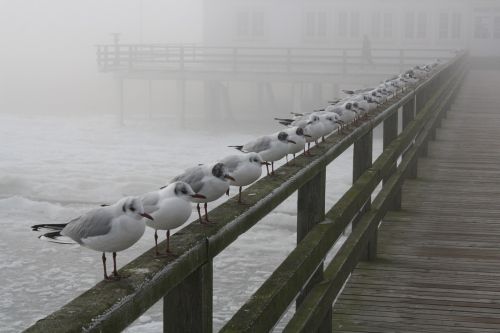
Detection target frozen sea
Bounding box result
[0,113,383,332]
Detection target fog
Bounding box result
[0,0,496,332]
[0,0,202,114]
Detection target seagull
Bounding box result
[171,162,235,224]
[220,152,266,203]
[141,182,206,255]
[275,114,321,155]
[31,197,153,280]
[283,126,309,162]
[317,113,341,140]
[229,131,295,175]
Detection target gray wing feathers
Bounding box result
[172,166,205,193]
[220,156,241,173]
[140,191,160,214]
[61,209,113,243]
[243,136,271,153]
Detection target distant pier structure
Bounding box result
[96,0,500,125]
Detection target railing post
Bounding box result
[352,130,375,260]
[383,111,400,210]
[416,86,429,157]
[403,97,417,178]
[163,260,213,333]
[297,169,330,333]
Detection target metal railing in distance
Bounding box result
[95,44,457,75]
[25,52,468,333]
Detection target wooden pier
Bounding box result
[331,69,500,332]
[24,53,478,333]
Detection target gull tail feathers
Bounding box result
[31,223,67,231]
[228,145,244,151]
[39,231,75,244]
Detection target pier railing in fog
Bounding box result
[25,52,467,333]
[96,44,456,75]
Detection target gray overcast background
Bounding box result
[0,0,202,114]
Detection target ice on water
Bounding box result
[0,113,381,332]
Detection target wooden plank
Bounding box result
[332,69,500,332]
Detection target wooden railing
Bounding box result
[96,44,457,75]
[26,52,468,333]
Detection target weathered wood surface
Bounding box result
[332,70,500,332]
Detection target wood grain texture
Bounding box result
[332,70,500,332]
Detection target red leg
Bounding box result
[166,230,171,253]
[265,163,270,176]
[238,186,242,204]
[271,162,275,175]
[197,203,204,224]
[102,252,109,280]
[112,252,119,277]
[154,230,159,255]
[204,202,210,223]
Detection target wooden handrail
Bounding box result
[25,52,467,333]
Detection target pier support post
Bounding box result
[116,78,124,126]
[403,97,417,179]
[384,111,401,210]
[148,80,153,120]
[163,260,213,333]
[177,79,186,129]
[353,130,376,260]
[297,169,330,333]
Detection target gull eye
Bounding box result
[130,206,136,212]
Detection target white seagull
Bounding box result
[220,152,266,203]
[171,162,235,224]
[32,197,153,280]
[141,181,206,255]
[229,131,295,175]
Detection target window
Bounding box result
[350,12,360,38]
[236,10,265,39]
[237,12,250,37]
[495,17,500,39]
[372,12,381,38]
[405,12,415,39]
[451,13,461,39]
[304,12,327,39]
[439,13,449,39]
[417,12,427,39]
[384,13,393,38]
[253,11,264,37]
[474,16,490,39]
[338,11,348,37]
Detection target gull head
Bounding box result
[212,163,236,182]
[122,197,153,221]
[173,181,206,200]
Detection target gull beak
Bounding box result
[288,140,296,144]
[335,121,343,125]
[140,213,154,221]
[307,121,312,125]
[261,162,271,165]
[191,193,206,199]
[304,134,312,138]
[224,174,236,182]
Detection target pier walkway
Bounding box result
[332,70,500,332]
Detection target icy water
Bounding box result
[0,113,382,332]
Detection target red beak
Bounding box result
[261,162,271,165]
[191,193,206,199]
[304,134,312,138]
[224,174,236,181]
[140,213,154,221]
[288,140,296,144]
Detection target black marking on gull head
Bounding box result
[345,103,352,110]
[212,163,226,179]
[296,127,304,136]
[174,182,189,196]
[277,131,288,142]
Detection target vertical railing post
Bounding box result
[163,260,213,333]
[296,169,330,333]
[403,96,417,179]
[416,85,429,157]
[383,110,400,210]
[352,130,375,260]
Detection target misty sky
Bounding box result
[0,0,203,114]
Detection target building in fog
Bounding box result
[203,0,500,56]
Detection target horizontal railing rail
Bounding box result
[26,52,468,333]
[96,44,457,75]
